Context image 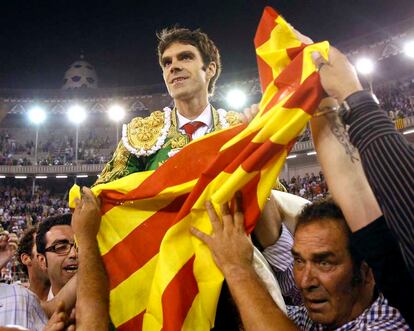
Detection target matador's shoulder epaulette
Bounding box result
[225,110,244,127]
[122,108,172,157]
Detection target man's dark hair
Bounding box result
[157,27,221,95]
[17,226,37,276]
[296,199,364,284]
[36,214,72,255]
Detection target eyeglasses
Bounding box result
[44,240,77,255]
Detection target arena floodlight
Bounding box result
[307,151,317,156]
[286,154,297,159]
[226,89,247,110]
[15,176,27,179]
[76,174,88,178]
[403,41,414,58]
[0,175,5,179]
[403,129,414,135]
[35,175,47,179]
[67,105,86,124]
[28,106,46,125]
[56,175,68,179]
[108,105,126,122]
[356,58,375,75]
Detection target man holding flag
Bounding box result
[88,6,330,331]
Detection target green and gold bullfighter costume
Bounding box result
[95,106,243,185]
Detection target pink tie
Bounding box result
[182,121,205,141]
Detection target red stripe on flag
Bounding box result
[256,56,274,94]
[254,7,278,47]
[286,45,306,61]
[241,140,285,173]
[240,173,261,234]
[283,71,325,115]
[103,194,189,290]
[118,310,145,331]
[261,51,304,115]
[254,7,279,90]
[100,190,128,215]
[161,256,198,331]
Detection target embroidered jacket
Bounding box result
[95,107,242,185]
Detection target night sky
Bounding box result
[1,0,413,89]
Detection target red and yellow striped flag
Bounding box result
[91,7,329,330]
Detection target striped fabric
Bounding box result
[263,224,302,305]
[0,284,48,331]
[92,7,329,330]
[346,101,414,278]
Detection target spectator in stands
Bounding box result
[36,214,78,300]
[17,226,50,300]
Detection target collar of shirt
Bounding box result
[47,286,54,301]
[287,293,409,330]
[177,104,213,139]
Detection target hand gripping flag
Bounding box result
[87,6,329,331]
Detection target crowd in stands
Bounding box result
[0,129,112,166]
[280,171,328,201]
[376,79,414,119]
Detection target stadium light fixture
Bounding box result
[67,105,86,124]
[35,175,47,179]
[56,175,68,179]
[403,41,414,58]
[108,105,126,122]
[307,151,317,156]
[76,174,88,178]
[355,58,375,75]
[15,176,27,179]
[0,175,5,179]
[226,89,247,110]
[286,154,297,159]
[403,129,414,135]
[28,106,47,125]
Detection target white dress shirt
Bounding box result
[176,104,213,140]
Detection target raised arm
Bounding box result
[191,195,298,331]
[310,97,382,231]
[71,187,109,331]
[315,47,414,274]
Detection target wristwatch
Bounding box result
[338,90,380,123]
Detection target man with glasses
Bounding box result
[36,214,78,300]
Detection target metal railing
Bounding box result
[0,164,104,175]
